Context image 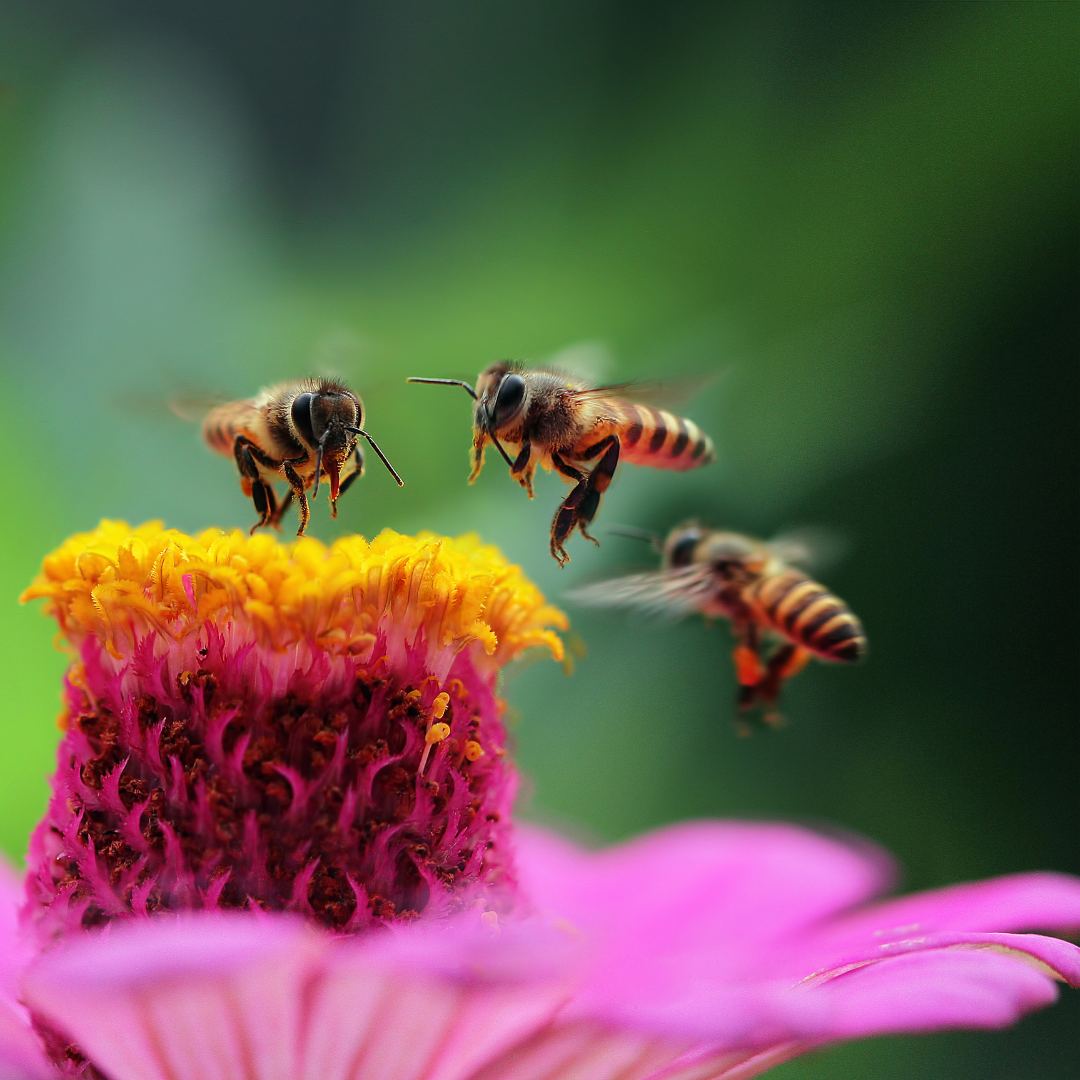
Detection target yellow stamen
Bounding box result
[464,740,485,762]
[425,722,451,745]
[22,521,568,665]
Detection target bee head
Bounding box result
[662,524,706,569]
[291,385,362,500]
[472,362,527,435]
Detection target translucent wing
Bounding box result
[165,393,233,422]
[543,340,616,386]
[767,527,852,573]
[111,390,231,423]
[569,373,720,411]
[566,564,716,620]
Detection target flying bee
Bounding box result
[202,377,403,536]
[407,362,716,565]
[569,523,867,726]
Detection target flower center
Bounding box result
[21,522,566,943]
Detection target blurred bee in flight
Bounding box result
[202,377,404,536]
[407,362,716,565]
[570,523,866,728]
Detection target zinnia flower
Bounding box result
[0,521,1076,1080]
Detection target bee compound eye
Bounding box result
[290,392,316,446]
[493,373,526,423]
[668,533,700,568]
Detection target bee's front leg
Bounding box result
[282,460,310,536]
[510,441,535,498]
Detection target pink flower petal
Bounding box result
[0,996,56,1080]
[515,822,893,979]
[296,952,572,1080]
[23,912,581,1080]
[0,862,55,1079]
[802,945,1065,1038]
[466,1020,695,1080]
[0,861,33,999]
[793,872,1080,973]
[23,915,323,1080]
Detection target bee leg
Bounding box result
[268,487,293,530]
[510,441,535,497]
[575,436,619,546]
[756,643,810,726]
[731,624,765,732]
[234,440,275,535]
[234,436,284,473]
[282,461,310,536]
[249,480,272,535]
[549,453,589,565]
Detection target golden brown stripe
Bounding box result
[647,408,669,452]
[791,594,839,635]
[623,405,644,447]
[807,611,866,662]
[670,416,690,457]
[773,583,820,626]
[755,571,806,612]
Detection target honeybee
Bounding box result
[570,523,866,725]
[408,363,716,564]
[202,377,403,536]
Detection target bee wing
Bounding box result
[111,390,231,422]
[569,373,721,411]
[543,340,616,385]
[767,527,852,573]
[566,564,715,620]
[165,393,233,422]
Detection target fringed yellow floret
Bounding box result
[22,520,567,664]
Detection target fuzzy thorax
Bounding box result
[21,521,566,943]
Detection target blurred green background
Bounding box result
[0,2,1076,1075]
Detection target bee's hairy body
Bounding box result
[203,377,402,537]
[449,362,715,564]
[672,527,865,724]
[572,523,865,726]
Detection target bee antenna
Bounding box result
[312,431,327,502]
[345,427,405,486]
[488,432,516,469]
[406,377,478,400]
[608,524,663,550]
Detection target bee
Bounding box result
[570,523,866,725]
[407,362,716,564]
[202,377,404,536]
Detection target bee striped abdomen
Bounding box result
[202,402,259,458]
[749,571,866,662]
[618,404,715,471]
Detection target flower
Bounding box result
[19,520,566,944]
[3,521,1078,1080]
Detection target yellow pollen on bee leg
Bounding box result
[464,740,484,761]
[733,646,764,686]
[431,692,451,719]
